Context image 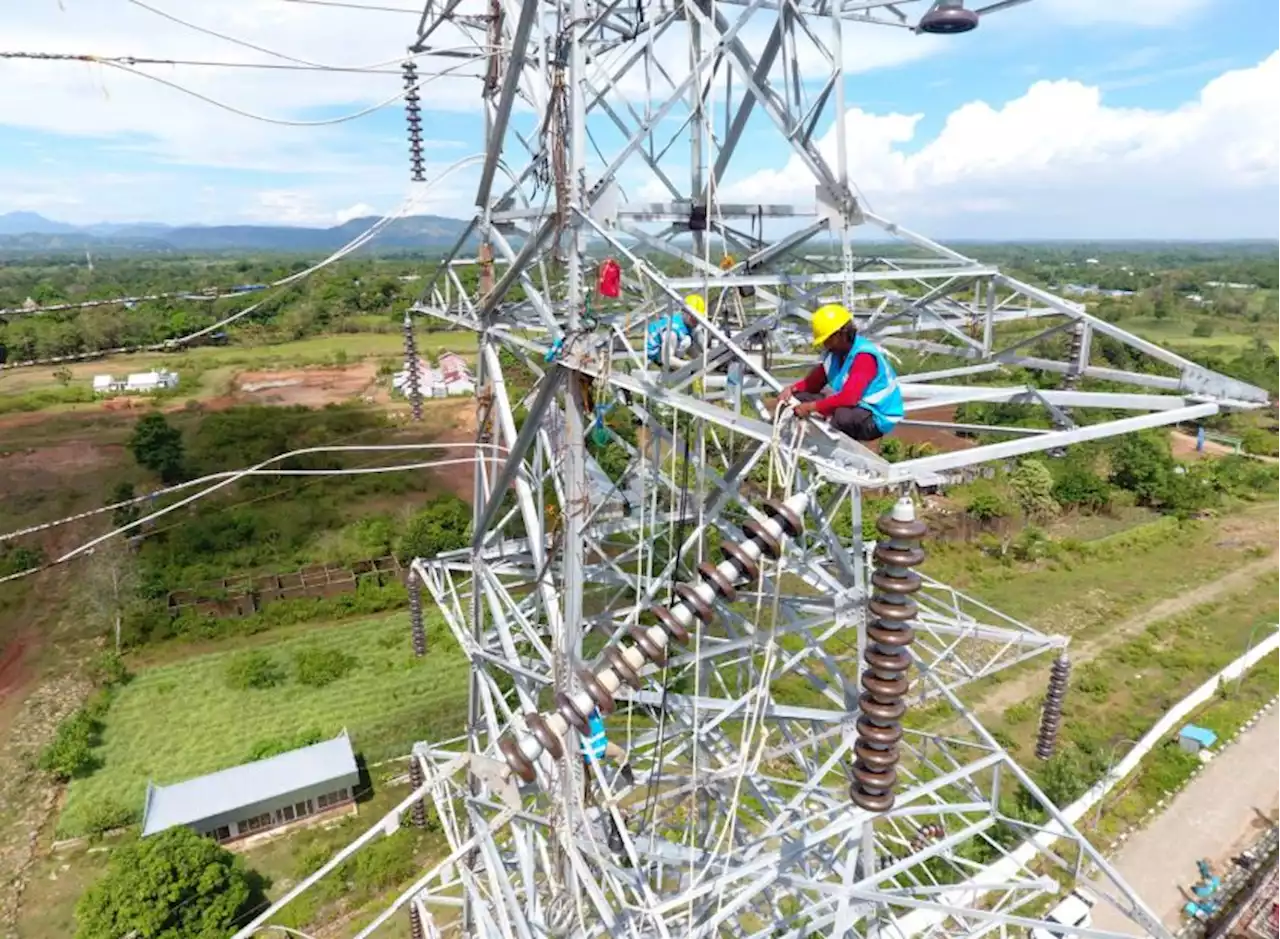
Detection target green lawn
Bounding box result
[1121,315,1278,351]
[59,612,470,838]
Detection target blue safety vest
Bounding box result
[581,709,609,760]
[822,335,903,433]
[646,314,692,365]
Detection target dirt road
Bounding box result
[976,551,1279,717]
[1089,707,1280,932]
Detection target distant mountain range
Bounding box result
[0,211,474,255]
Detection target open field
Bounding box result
[58,612,468,838]
[0,330,479,421]
[1122,313,1279,351]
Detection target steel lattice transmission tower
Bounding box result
[234,1,1267,937]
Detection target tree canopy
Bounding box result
[128,413,186,483]
[75,826,259,939]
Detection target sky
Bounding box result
[0,0,1276,239]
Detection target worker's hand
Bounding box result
[777,386,795,405]
[794,401,818,419]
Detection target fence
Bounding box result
[166,555,404,618]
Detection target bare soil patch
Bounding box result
[233,364,378,408]
[886,406,977,454]
[420,398,479,503]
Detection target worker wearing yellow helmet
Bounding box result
[774,303,903,441]
[646,294,704,367]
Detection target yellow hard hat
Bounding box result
[811,303,852,347]
[684,294,706,317]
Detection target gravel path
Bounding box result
[1090,708,1280,933]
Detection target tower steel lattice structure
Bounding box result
[235,1,1267,937]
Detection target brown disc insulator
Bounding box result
[871,568,923,595]
[763,498,803,537]
[862,672,910,699]
[605,646,643,689]
[866,623,916,647]
[864,647,911,672]
[499,736,536,783]
[409,906,425,939]
[852,759,898,791]
[856,716,904,747]
[868,597,918,623]
[742,519,782,559]
[851,499,926,814]
[720,540,760,581]
[526,712,564,760]
[877,514,927,541]
[651,605,691,645]
[851,787,895,813]
[698,561,738,602]
[855,741,899,768]
[578,669,616,716]
[1036,652,1072,761]
[873,542,927,569]
[673,583,715,624]
[628,623,667,665]
[555,691,592,732]
[408,757,426,829]
[858,691,906,723]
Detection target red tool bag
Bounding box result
[597,258,622,298]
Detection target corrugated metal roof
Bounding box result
[142,731,358,836]
[1179,724,1218,748]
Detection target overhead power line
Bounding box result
[279,0,422,12]
[0,50,404,75]
[0,443,512,586]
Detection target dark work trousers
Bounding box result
[794,392,885,442]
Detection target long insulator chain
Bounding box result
[409,905,425,939]
[403,61,426,183]
[1035,652,1071,761]
[403,313,423,423]
[1063,323,1086,390]
[497,494,808,783]
[851,496,927,814]
[408,756,427,828]
[408,568,427,656]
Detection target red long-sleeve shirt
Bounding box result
[791,353,877,417]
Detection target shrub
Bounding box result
[1191,320,1214,338]
[0,543,44,578]
[89,652,131,688]
[293,646,358,687]
[39,710,100,781]
[1108,432,1173,506]
[81,798,138,837]
[224,650,286,690]
[1052,463,1112,512]
[1241,427,1280,458]
[878,438,905,463]
[245,728,324,762]
[964,484,1012,523]
[127,412,186,483]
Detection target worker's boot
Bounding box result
[619,762,635,787]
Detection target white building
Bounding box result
[92,375,124,394]
[124,370,179,394]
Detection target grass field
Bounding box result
[0,329,479,407]
[58,611,469,838]
[1122,315,1278,351]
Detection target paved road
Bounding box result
[1090,708,1280,933]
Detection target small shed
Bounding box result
[124,370,179,393]
[142,731,360,845]
[1178,724,1218,754]
[92,375,123,394]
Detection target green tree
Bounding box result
[75,826,259,939]
[128,413,185,483]
[397,494,472,561]
[293,646,358,687]
[1008,459,1059,521]
[1108,432,1172,506]
[963,483,1012,524]
[109,481,140,530]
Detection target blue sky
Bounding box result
[0,0,1275,238]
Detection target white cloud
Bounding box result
[335,202,377,224]
[1035,0,1212,28]
[725,53,1280,238]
